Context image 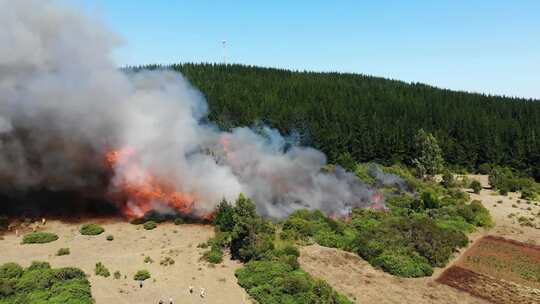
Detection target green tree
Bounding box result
[470,180,482,194]
[213,198,235,232]
[412,129,444,178]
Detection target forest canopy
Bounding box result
[129,63,540,180]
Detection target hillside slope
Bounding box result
[133,63,540,178]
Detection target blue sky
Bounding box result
[75,1,540,99]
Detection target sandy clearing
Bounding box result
[465,175,540,244]
[0,220,251,304]
[299,245,488,304]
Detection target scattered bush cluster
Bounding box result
[79,224,104,236]
[94,262,110,278]
[207,195,353,304]
[159,257,175,266]
[279,165,492,278]
[129,211,194,225]
[0,261,92,303]
[488,167,540,199]
[22,232,59,244]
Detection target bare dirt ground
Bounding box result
[300,245,488,304]
[299,175,540,304]
[465,175,540,244]
[0,220,250,304]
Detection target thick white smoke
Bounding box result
[0,0,381,219]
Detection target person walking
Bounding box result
[200,287,206,298]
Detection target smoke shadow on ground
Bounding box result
[0,190,119,223]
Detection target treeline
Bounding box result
[130,63,540,179]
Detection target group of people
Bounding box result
[155,285,206,303]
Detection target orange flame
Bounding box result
[105,147,199,219]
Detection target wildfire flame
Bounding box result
[105,147,199,219]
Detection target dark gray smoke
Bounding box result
[367,163,410,193]
[0,0,381,219]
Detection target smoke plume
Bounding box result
[0,0,385,219]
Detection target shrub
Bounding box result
[56,248,70,256]
[143,256,154,264]
[372,251,433,277]
[236,260,352,304]
[441,171,455,188]
[133,270,151,281]
[106,235,114,241]
[470,180,482,194]
[160,257,175,266]
[0,262,92,303]
[0,263,24,279]
[22,232,59,244]
[94,262,110,277]
[80,224,104,236]
[478,163,493,175]
[203,247,223,264]
[521,188,537,200]
[421,191,440,209]
[174,217,184,225]
[113,271,121,280]
[143,221,157,230]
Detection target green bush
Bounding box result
[203,248,223,264]
[56,248,70,256]
[113,271,121,280]
[22,232,59,244]
[470,180,482,194]
[133,270,150,281]
[421,191,440,209]
[0,262,92,303]
[143,221,157,230]
[521,188,537,200]
[80,224,104,236]
[106,235,114,241]
[213,199,235,231]
[0,263,24,279]
[173,217,185,225]
[236,260,352,304]
[478,163,493,175]
[94,262,110,278]
[441,171,455,188]
[143,256,154,264]
[372,250,433,277]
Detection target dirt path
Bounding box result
[0,220,251,304]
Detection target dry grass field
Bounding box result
[0,220,250,304]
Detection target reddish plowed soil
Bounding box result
[437,266,540,304]
[456,235,540,289]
